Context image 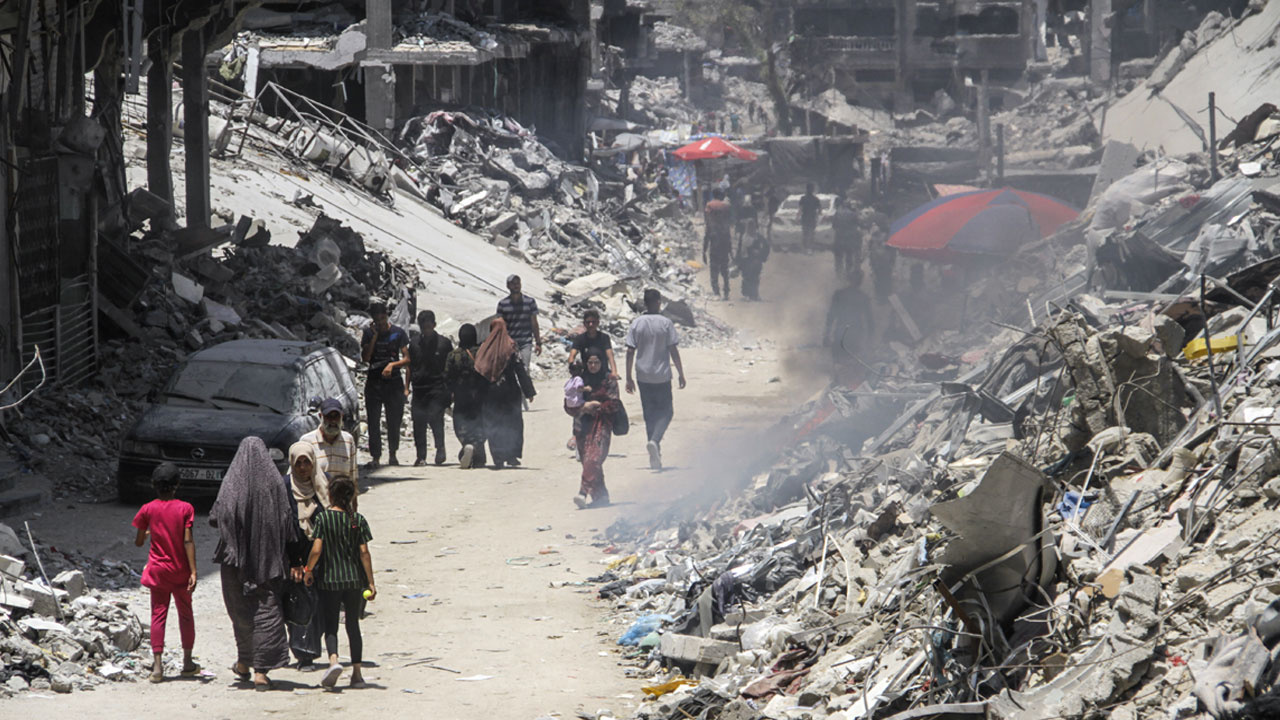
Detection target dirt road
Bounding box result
[8,253,837,718]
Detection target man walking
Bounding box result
[407,310,453,466]
[361,300,409,468]
[831,194,861,279]
[799,183,821,254]
[496,273,542,373]
[301,398,359,492]
[567,309,617,376]
[703,188,733,300]
[625,289,687,470]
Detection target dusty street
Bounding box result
[6,255,835,718]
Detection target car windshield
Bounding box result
[165,361,300,414]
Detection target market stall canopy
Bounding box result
[591,132,648,157]
[888,188,1079,260]
[672,136,758,162]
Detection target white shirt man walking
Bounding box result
[625,289,687,470]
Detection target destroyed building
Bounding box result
[233,0,593,159]
[790,0,1038,106]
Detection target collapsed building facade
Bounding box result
[0,1,255,393]
[235,0,592,159]
[790,0,1039,106]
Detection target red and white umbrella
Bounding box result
[672,137,758,162]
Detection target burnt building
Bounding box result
[790,0,1036,106]
[238,0,592,159]
[0,1,257,393]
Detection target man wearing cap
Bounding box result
[300,399,359,492]
[496,275,542,375]
[361,300,410,467]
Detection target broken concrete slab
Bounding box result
[0,554,24,579]
[931,452,1055,626]
[170,272,204,305]
[51,570,86,601]
[659,632,738,669]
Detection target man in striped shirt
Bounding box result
[496,274,542,369]
[301,398,359,492]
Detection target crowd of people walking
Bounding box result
[130,274,692,690]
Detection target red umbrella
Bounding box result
[887,188,1078,260]
[672,137,758,162]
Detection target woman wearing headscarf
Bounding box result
[285,442,324,669]
[566,347,619,508]
[210,436,299,690]
[474,317,536,468]
[446,323,489,469]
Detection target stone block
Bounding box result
[52,570,86,600]
[21,581,67,617]
[0,555,23,579]
[659,632,737,667]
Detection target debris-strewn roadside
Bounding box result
[576,97,1280,720]
[0,523,152,694]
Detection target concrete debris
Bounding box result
[572,74,1280,720]
[0,524,148,695]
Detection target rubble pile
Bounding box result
[393,108,724,331]
[0,527,150,695]
[4,207,413,500]
[394,11,501,52]
[123,213,412,356]
[623,76,700,128]
[578,104,1280,719]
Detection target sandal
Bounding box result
[254,680,272,692]
[180,664,201,677]
[149,671,164,684]
[229,664,251,681]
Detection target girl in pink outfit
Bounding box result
[132,462,199,683]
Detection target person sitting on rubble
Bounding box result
[475,317,537,469]
[132,462,199,684]
[361,300,409,468]
[445,323,488,470]
[568,348,621,509]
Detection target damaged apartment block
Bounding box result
[229,0,592,159]
[790,0,1036,106]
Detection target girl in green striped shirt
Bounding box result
[303,478,376,689]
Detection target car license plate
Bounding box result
[178,467,223,482]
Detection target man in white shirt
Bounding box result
[300,398,359,493]
[625,289,687,470]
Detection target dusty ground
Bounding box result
[5,252,838,718]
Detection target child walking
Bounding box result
[303,477,376,689]
[132,462,199,683]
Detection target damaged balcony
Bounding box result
[220,0,591,158]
